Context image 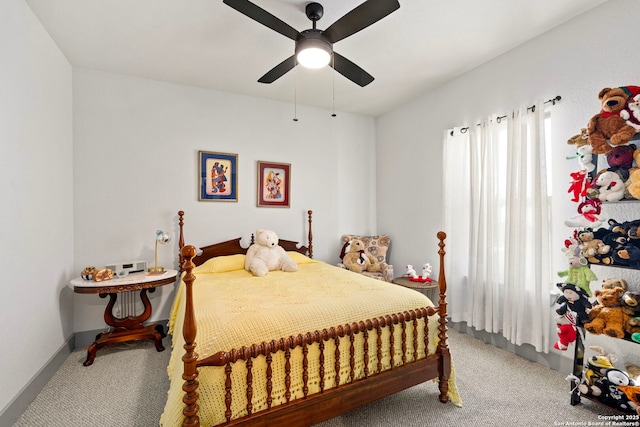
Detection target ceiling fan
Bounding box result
[222,0,400,87]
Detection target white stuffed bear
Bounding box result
[245,229,299,277]
[595,171,625,202]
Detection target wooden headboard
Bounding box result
[177,210,314,269]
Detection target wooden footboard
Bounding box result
[177,229,450,427]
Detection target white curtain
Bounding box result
[444,102,551,353]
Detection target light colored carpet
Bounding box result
[13,328,620,427]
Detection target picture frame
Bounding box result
[199,151,238,202]
[257,161,291,208]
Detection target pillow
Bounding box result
[286,251,316,264]
[193,254,246,274]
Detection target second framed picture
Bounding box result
[257,161,290,208]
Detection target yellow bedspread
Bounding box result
[160,253,460,426]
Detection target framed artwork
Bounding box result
[199,151,238,201]
[257,161,290,208]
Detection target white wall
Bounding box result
[72,69,377,332]
[0,0,73,414]
[376,0,640,356]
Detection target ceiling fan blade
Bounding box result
[331,52,374,87]
[223,0,301,41]
[324,0,400,44]
[258,55,297,84]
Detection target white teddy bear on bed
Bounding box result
[245,229,299,277]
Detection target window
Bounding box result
[443,103,552,353]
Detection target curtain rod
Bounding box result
[450,95,561,136]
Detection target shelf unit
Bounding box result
[563,137,640,413]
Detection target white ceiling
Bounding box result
[25,0,608,117]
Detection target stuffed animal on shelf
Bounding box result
[594,171,625,202]
[584,286,629,339]
[554,314,577,351]
[555,283,593,327]
[576,145,596,172]
[621,291,640,335]
[558,244,598,296]
[617,385,640,415]
[626,364,640,382]
[567,170,589,203]
[621,94,640,131]
[622,290,640,312]
[627,168,640,200]
[564,199,603,228]
[557,255,597,297]
[245,229,299,277]
[343,239,381,274]
[587,86,640,154]
[599,232,629,257]
[601,278,629,291]
[567,128,589,148]
[583,346,617,386]
[606,144,636,181]
[577,229,610,259]
[590,369,637,413]
[613,245,640,269]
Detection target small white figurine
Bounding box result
[421,263,432,280]
[406,264,418,278]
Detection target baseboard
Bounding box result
[450,320,574,374]
[0,320,170,426]
[0,335,75,426]
[74,326,108,349]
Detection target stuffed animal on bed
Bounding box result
[342,239,381,274]
[245,229,298,277]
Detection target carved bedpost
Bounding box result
[181,245,200,427]
[436,231,451,403]
[178,211,185,272]
[307,210,313,259]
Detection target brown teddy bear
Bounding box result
[342,239,381,274]
[587,87,640,154]
[577,229,610,258]
[602,278,629,291]
[584,286,630,339]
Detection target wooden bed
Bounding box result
[167,209,455,427]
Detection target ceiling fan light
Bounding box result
[295,32,332,69]
[297,47,331,69]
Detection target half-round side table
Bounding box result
[391,276,439,302]
[71,269,178,366]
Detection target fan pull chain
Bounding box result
[293,65,298,122]
[331,55,336,118]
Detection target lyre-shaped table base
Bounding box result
[83,288,166,366]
